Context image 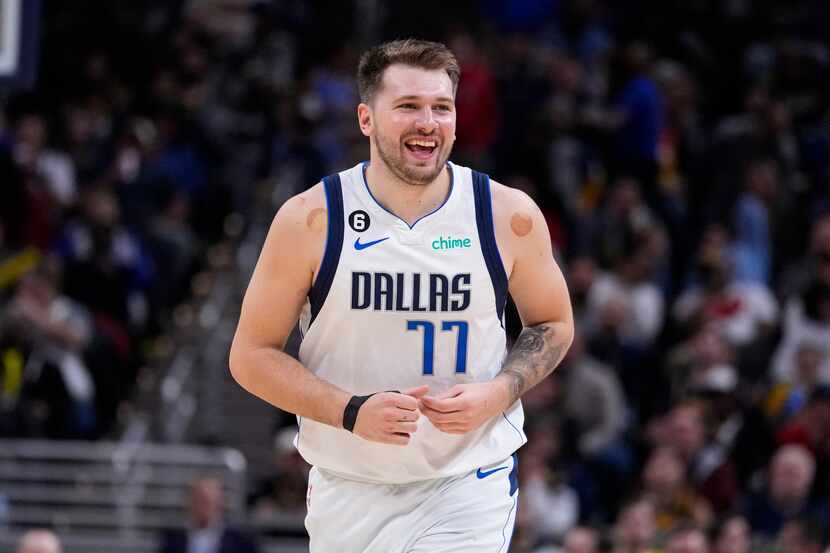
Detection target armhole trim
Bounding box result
[472,170,509,323]
[308,174,344,325]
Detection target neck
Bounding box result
[364,156,450,227]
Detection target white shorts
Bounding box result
[305,454,519,553]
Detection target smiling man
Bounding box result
[229,39,573,553]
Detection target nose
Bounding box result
[414,107,438,133]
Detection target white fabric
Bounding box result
[305,455,518,553]
[586,272,664,345]
[297,162,526,484]
[673,281,777,345]
[187,527,221,553]
[771,299,830,383]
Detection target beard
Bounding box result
[374,129,452,186]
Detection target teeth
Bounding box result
[406,139,437,148]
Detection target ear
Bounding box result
[357,103,373,137]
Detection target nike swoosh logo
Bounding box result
[476,466,509,479]
[354,237,390,250]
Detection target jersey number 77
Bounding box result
[406,320,468,375]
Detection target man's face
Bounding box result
[359,64,456,185]
[667,530,709,553]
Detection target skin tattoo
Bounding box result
[499,324,567,404]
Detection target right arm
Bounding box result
[228,186,422,444]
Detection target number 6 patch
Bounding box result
[348,210,371,232]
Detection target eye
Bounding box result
[433,105,452,112]
[398,103,417,110]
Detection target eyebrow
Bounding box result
[393,95,455,103]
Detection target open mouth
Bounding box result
[404,137,438,160]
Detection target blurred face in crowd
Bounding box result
[359,64,456,186]
[670,405,706,460]
[608,178,640,216]
[644,446,686,496]
[714,516,751,553]
[569,256,597,297]
[746,159,778,202]
[190,478,224,529]
[795,345,824,387]
[83,187,120,228]
[16,530,62,553]
[777,520,824,553]
[667,528,709,553]
[564,526,599,553]
[770,446,815,507]
[614,499,657,548]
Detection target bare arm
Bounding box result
[492,183,574,406]
[229,186,351,428]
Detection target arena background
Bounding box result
[2,1,830,552]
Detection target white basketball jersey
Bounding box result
[296,161,526,484]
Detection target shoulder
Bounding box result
[489,179,548,247]
[272,182,327,231]
[265,182,329,249]
[261,182,328,270]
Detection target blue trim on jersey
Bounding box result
[502,412,523,442]
[472,170,509,324]
[499,495,517,553]
[509,452,519,496]
[360,162,454,229]
[309,174,345,325]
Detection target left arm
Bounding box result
[420,182,574,433]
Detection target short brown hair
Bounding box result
[357,39,460,104]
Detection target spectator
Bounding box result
[772,263,830,384]
[733,159,778,285]
[3,260,97,438]
[562,527,600,553]
[742,444,822,537]
[641,446,713,532]
[666,525,710,553]
[519,421,580,545]
[712,515,752,553]
[661,402,740,513]
[673,238,777,350]
[776,516,827,553]
[16,530,62,553]
[12,113,77,209]
[608,42,663,208]
[158,476,259,553]
[450,32,501,170]
[559,333,628,459]
[609,497,658,553]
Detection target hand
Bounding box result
[352,385,429,446]
[419,381,509,435]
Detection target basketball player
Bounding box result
[230,39,573,552]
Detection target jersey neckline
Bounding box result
[360,161,455,230]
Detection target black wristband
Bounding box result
[342,391,400,433]
[343,394,373,433]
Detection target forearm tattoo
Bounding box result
[499,323,568,404]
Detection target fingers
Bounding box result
[390,422,418,434]
[421,394,465,414]
[402,384,430,399]
[420,405,465,424]
[393,390,426,410]
[382,433,411,446]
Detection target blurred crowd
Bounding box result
[4,1,830,552]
